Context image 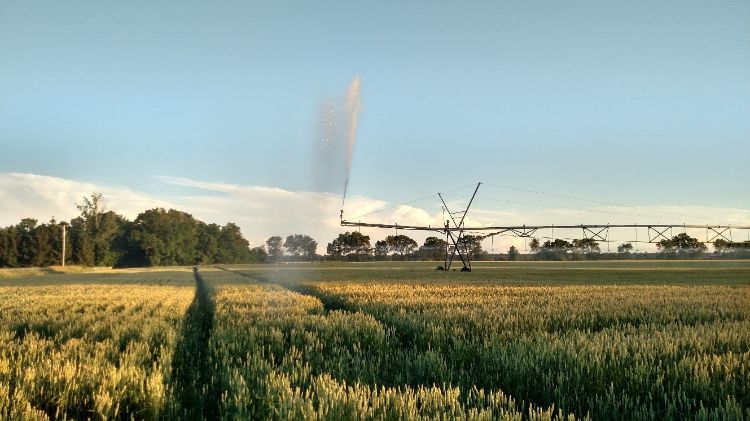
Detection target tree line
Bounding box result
[324,232,482,261]
[0,193,264,268]
[522,232,750,260]
[317,231,750,262]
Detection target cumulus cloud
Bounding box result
[154,175,390,247]
[0,173,175,224]
[1,172,748,254]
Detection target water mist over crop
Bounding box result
[312,76,362,210]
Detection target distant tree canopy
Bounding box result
[529,237,602,260]
[572,238,600,254]
[266,236,284,262]
[542,239,572,252]
[0,218,64,268]
[523,232,743,261]
[131,208,199,266]
[75,193,121,266]
[714,239,730,252]
[712,239,750,252]
[214,223,253,264]
[417,236,447,261]
[617,243,634,254]
[326,231,371,258]
[657,233,707,258]
[249,246,268,263]
[284,234,318,261]
[0,193,261,268]
[385,235,418,258]
[374,240,388,258]
[457,235,484,259]
[507,245,519,261]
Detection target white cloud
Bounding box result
[1,172,748,254]
[0,173,175,224]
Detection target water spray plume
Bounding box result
[342,76,361,210]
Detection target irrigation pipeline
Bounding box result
[341,220,749,232]
[340,181,749,243]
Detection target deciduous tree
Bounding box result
[284,234,318,261]
[75,194,123,266]
[266,236,284,262]
[418,237,447,261]
[374,240,388,259]
[0,226,18,267]
[657,233,706,258]
[617,243,634,254]
[572,238,600,254]
[131,208,199,266]
[385,235,418,258]
[713,239,729,253]
[458,235,484,259]
[508,245,519,261]
[326,232,371,258]
[216,223,251,264]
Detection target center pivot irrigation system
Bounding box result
[341,183,750,271]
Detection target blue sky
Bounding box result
[1,1,749,248]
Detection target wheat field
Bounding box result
[1,261,748,420]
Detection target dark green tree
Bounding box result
[572,238,600,254]
[374,240,388,259]
[326,232,371,258]
[726,241,750,249]
[266,236,284,262]
[216,223,251,264]
[196,223,221,264]
[0,226,19,267]
[713,239,729,253]
[110,219,144,267]
[617,243,634,254]
[0,202,257,268]
[657,233,706,258]
[385,234,418,259]
[418,236,447,261]
[535,239,572,261]
[529,238,541,253]
[96,211,125,266]
[31,222,56,267]
[284,234,318,261]
[16,218,38,267]
[131,208,199,266]
[69,217,94,266]
[458,235,484,259]
[73,194,123,266]
[45,219,68,267]
[543,239,572,251]
[508,245,519,261]
[249,246,268,263]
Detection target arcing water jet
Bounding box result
[342,76,361,208]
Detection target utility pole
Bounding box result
[60,222,68,267]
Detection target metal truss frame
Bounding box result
[707,226,732,243]
[438,183,481,271]
[340,184,750,271]
[583,226,609,242]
